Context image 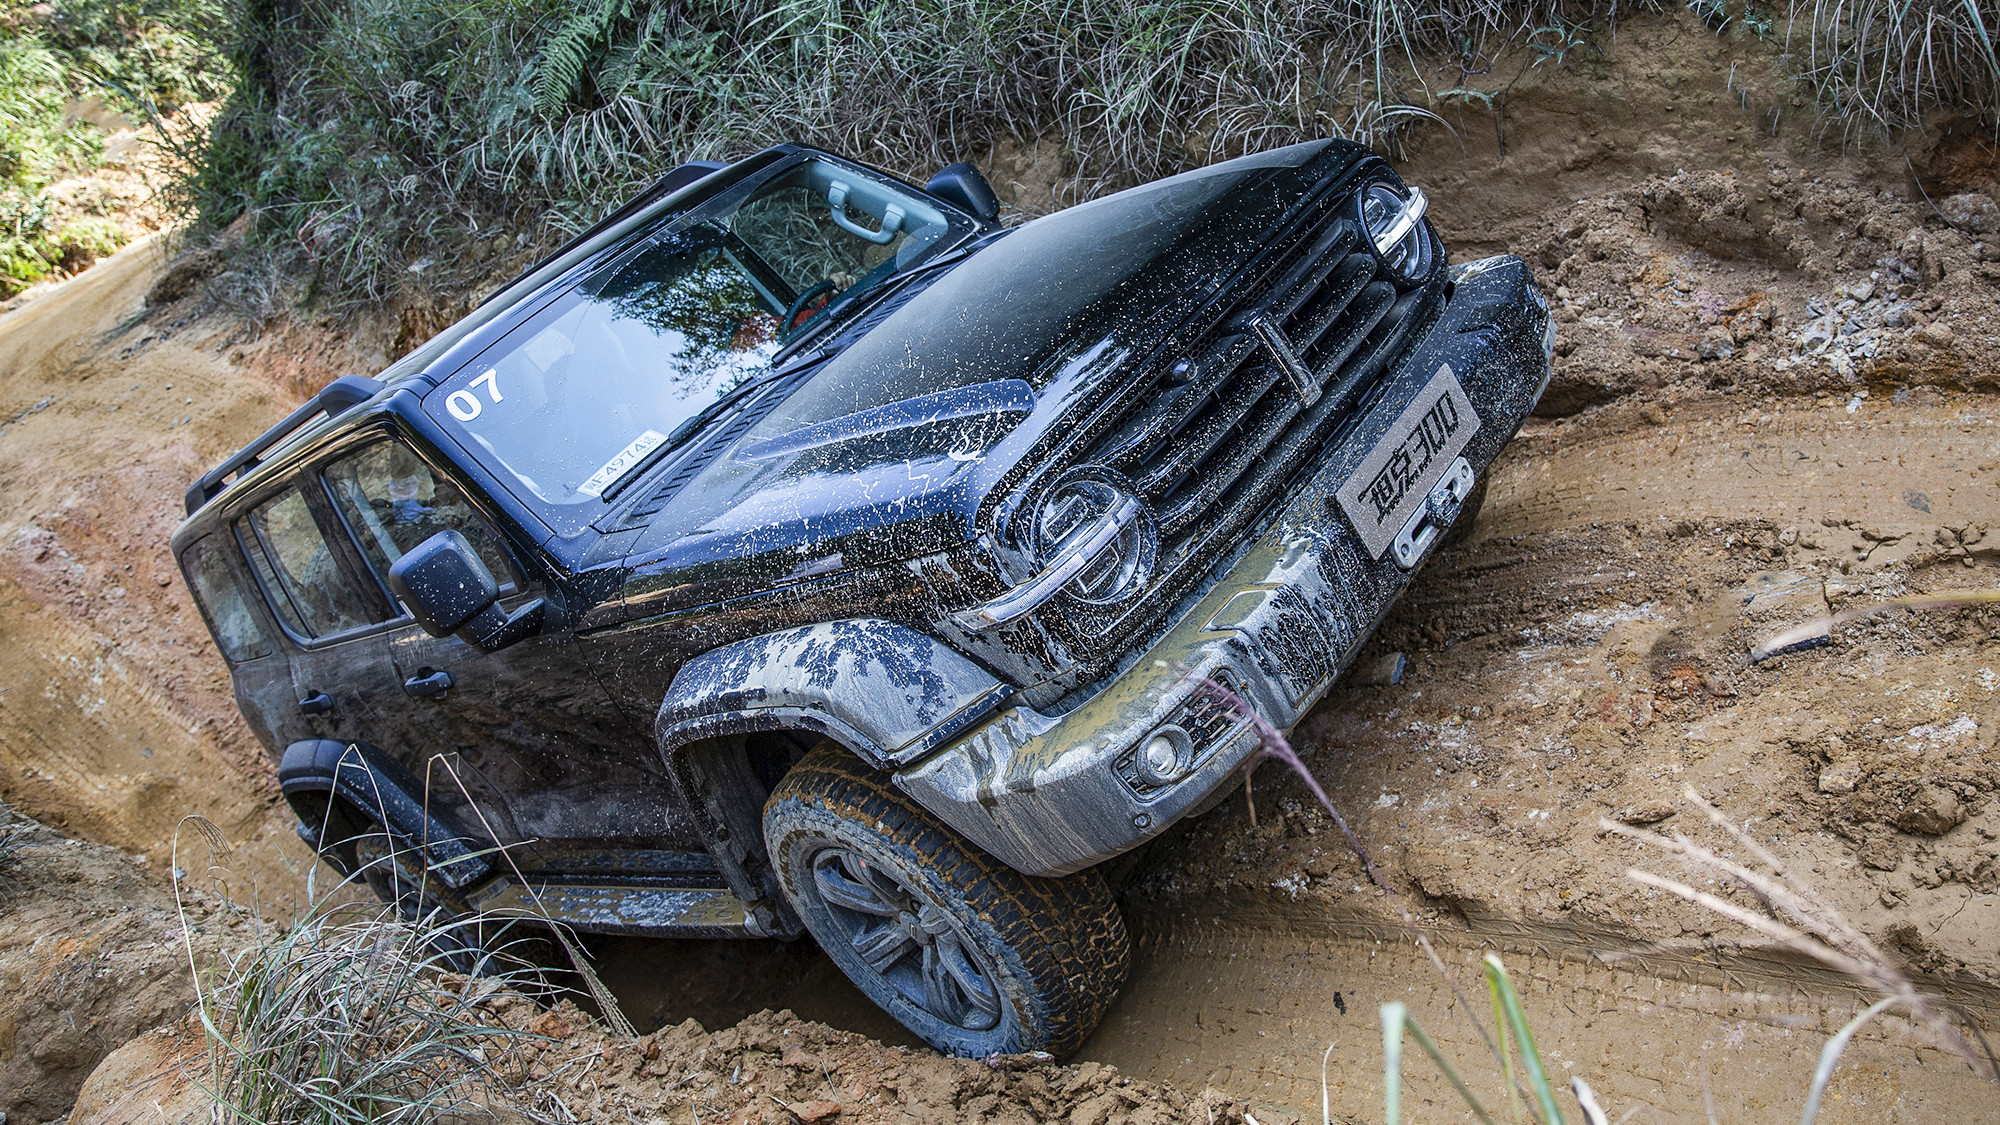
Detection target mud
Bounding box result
[6,8,2000,1123]
[0,806,255,1123]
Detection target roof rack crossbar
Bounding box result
[183,375,385,515]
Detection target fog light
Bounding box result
[1133,726,1193,787]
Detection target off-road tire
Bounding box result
[764,745,1130,1057]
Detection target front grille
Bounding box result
[1095,198,1433,542]
[1071,182,1443,640]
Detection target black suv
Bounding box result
[173,141,1551,1056]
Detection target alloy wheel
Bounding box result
[809,846,1003,1031]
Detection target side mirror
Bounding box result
[388,531,544,652]
[924,163,1000,225]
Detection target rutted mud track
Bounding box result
[7,10,2000,1116]
[1091,903,2000,1122]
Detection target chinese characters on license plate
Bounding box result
[1335,364,1480,558]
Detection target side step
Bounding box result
[466,880,757,939]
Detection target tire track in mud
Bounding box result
[1085,902,1999,1123]
[1486,395,1999,539]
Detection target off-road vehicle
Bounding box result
[173,140,1553,1056]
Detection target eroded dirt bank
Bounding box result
[4,9,2000,1122]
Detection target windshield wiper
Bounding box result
[597,357,819,503]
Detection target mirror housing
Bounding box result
[388,531,544,652]
[924,163,1000,225]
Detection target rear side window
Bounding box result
[239,486,375,640]
[323,440,515,597]
[179,535,272,663]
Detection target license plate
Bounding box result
[1335,364,1481,559]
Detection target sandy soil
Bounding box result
[0,804,256,1123]
[6,9,2000,1123]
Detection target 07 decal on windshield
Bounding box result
[446,368,504,421]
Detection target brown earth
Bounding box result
[0,805,255,1123]
[6,8,2000,1123]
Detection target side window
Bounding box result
[240,486,375,639]
[179,535,273,663]
[322,441,515,601]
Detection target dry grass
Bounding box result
[171,815,560,1124]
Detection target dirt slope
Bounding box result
[0,806,255,1124]
[8,9,2000,1123]
[0,233,328,903]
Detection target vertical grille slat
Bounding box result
[1284,256,1376,353]
[1098,333,1259,472]
[1069,182,1443,643]
[1303,280,1397,374]
[1130,361,1283,496]
[1157,389,1305,536]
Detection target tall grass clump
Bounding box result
[0,799,25,887]
[1787,0,2000,134]
[174,815,560,1124]
[184,0,1652,313]
[192,908,552,1123]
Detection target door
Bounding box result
[319,439,690,867]
[235,483,422,817]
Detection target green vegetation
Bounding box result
[189,905,550,1123]
[176,0,2000,317]
[1792,0,2000,134]
[0,0,228,296]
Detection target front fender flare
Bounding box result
[653,620,1013,770]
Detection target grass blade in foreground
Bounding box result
[1380,1000,1500,1125]
[1485,953,1566,1125]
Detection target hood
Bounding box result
[613,140,1346,616]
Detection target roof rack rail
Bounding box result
[183,375,385,515]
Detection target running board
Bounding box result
[466,880,758,939]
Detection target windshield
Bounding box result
[427,156,968,509]
[744,141,1328,442]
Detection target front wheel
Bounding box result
[764,746,1130,1057]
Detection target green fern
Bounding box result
[531,0,635,115]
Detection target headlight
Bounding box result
[951,468,1156,631]
[1358,181,1436,287]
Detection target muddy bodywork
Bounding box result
[899,256,1550,875]
[172,139,1550,938]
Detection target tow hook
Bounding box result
[1390,456,1476,569]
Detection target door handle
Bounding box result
[403,668,454,698]
[298,691,334,715]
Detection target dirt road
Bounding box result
[6,11,2000,1118]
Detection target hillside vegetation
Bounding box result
[177,0,2000,317]
[0,0,225,296]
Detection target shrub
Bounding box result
[177,0,2000,316]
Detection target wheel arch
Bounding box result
[652,619,1014,771]
[276,739,493,889]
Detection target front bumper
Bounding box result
[896,255,1551,877]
